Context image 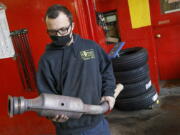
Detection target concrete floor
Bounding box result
[107,80,180,135]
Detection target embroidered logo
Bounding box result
[80,49,95,60]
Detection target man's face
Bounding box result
[46,12,74,36]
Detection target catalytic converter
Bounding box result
[8,84,123,119]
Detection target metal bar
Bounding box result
[14,34,31,90]
[11,36,27,89]
[21,31,36,89]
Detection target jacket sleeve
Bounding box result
[36,57,57,94]
[98,45,116,97]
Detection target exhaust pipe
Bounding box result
[8,84,123,119]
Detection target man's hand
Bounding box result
[101,96,115,110]
[48,114,69,123]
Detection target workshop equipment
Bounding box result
[10,29,36,91]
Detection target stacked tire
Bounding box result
[112,47,158,111]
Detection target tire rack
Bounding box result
[10,29,36,91]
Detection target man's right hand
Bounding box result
[48,114,69,123]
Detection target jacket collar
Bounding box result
[72,34,81,57]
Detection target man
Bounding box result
[36,4,116,135]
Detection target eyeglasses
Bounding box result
[47,24,71,36]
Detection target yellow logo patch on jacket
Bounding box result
[80,49,95,60]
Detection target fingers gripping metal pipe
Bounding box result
[8,84,123,119]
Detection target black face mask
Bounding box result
[50,33,72,47]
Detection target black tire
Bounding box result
[112,47,148,72]
[114,64,149,84]
[118,77,152,99]
[115,86,158,111]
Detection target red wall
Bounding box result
[150,0,180,80]
[0,0,160,134]
[0,0,81,134]
[0,0,111,134]
[94,0,159,90]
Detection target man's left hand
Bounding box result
[100,96,115,110]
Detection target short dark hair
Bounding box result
[45,4,73,23]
